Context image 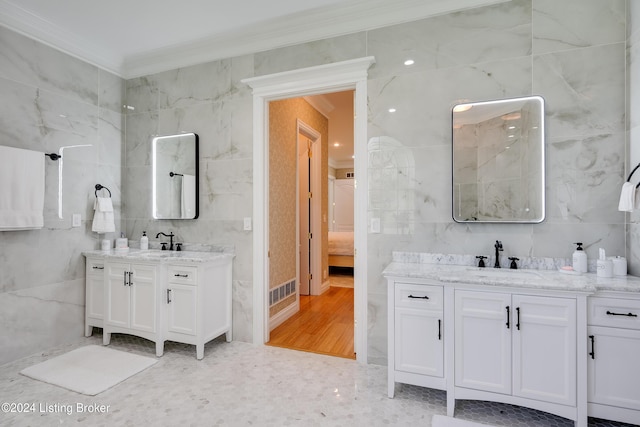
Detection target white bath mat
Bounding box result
[20,345,157,395]
[432,415,497,427]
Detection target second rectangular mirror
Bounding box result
[452,96,545,223]
[152,133,199,219]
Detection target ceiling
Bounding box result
[0,0,507,78]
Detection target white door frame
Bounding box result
[297,120,323,296]
[242,56,374,363]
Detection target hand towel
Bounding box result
[0,146,45,230]
[92,196,115,233]
[181,174,196,219]
[618,182,635,212]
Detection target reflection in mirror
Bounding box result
[152,133,199,219]
[452,96,545,223]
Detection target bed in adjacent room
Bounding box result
[328,231,354,268]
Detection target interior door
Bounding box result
[298,133,311,295]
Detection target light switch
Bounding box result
[370,218,381,233]
[72,213,81,227]
[243,217,252,231]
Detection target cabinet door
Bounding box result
[512,295,576,406]
[167,284,197,336]
[86,273,104,319]
[105,262,131,328]
[129,263,157,333]
[395,307,443,377]
[455,290,511,394]
[588,325,640,410]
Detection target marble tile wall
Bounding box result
[629,1,640,274]
[0,27,124,364]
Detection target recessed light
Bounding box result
[404,59,415,66]
[333,143,340,147]
[388,108,397,113]
[508,126,516,130]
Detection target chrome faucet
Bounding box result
[156,232,175,250]
[494,240,503,268]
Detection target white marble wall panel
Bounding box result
[254,33,367,76]
[0,27,99,106]
[628,1,640,275]
[533,44,626,139]
[0,29,124,364]
[367,0,532,80]
[532,0,626,55]
[0,279,85,364]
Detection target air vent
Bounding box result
[269,278,296,306]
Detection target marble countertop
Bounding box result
[83,249,234,264]
[383,254,640,294]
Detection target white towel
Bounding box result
[0,146,45,230]
[92,196,115,233]
[618,182,636,212]
[181,174,196,219]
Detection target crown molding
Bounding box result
[304,95,334,118]
[1,0,509,79]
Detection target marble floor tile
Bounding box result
[0,333,635,426]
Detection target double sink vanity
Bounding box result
[83,249,233,360]
[384,252,640,427]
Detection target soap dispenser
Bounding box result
[140,231,149,250]
[572,242,587,273]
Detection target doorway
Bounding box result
[268,92,355,359]
[242,56,375,364]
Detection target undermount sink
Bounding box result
[464,267,543,280]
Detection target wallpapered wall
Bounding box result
[269,98,329,316]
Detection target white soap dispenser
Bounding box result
[140,231,149,250]
[572,242,587,273]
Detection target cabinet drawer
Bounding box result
[395,283,443,310]
[588,297,640,329]
[86,259,105,274]
[167,265,197,285]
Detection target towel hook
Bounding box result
[95,184,112,197]
[627,163,640,189]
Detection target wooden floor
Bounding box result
[267,281,355,359]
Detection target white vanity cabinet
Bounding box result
[387,279,445,397]
[587,295,640,424]
[454,290,577,409]
[84,250,234,360]
[104,261,162,356]
[84,257,105,336]
[164,259,233,360]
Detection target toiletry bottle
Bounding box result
[572,242,588,273]
[140,231,149,250]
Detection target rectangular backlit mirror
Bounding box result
[452,96,545,223]
[152,133,199,219]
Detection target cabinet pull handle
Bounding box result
[167,289,172,304]
[505,306,510,329]
[129,271,133,286]
[606,310,638,318]
[123,271,128,286]
[438,319,442,340]
[516,307,521,330]
[589,335,595,359]
[92,266,104,270]
[408,294,429,300]
[174,273,189,278]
